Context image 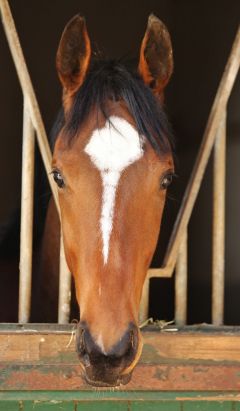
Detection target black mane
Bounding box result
[52,60,173,154]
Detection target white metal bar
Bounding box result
[212,112,226,325]
[175,230,188,326]
[18,100,35,323]
[58,235,71,324]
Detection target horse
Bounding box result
[44,13,174,387]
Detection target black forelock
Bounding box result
[51,59,174,154]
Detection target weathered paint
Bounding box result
[0,395,239,411]
[131,403,181,411]
[0,402,19,411]
[185,403,232,411]
[1,390,240,401]
[23,402,74,411]
[1,327,240,410]
[1,328,240,391]
[1,362,240,391]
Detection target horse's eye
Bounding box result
[160,173,173,190]
[52,170,65,188]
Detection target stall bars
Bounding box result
[0,0,71,325]
[140,27,240,326]
[0,0,240,327]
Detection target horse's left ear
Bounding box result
[56,15,91,96]
[138,14,173,97]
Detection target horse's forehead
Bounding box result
[84,116,144,172]
[54,105,173,170]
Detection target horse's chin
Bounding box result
[83,371,132,387]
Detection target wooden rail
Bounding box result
[1,324,240,392]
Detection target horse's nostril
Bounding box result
[106,324,138,361]
[130,329,137,350]
[82,353,90,367]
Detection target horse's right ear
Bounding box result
[56,15,91,97]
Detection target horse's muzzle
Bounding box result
[76,322,139,386]
[83,370,132,387]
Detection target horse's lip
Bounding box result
[83,372,132,387]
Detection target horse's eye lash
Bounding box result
[160,171,175,190]
[51,169,65,188]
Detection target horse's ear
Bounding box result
[138,14,173,97]
[56,15,91,96]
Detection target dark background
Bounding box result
[0,0,239,323]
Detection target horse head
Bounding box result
[52,14,174,386]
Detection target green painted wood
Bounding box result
[23,401,74,410]
[0,397,239,411]
[0,401,20,410]
[0,399,236,411]
[183,402,233,410]
[0,391,239,402]
[76,402,128,411]
[131,401,180,410]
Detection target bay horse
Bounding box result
[50,14,174,386]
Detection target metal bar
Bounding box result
[18,100,35,323]
[0,0,59,212]
[139,276,150,324]
[58,235,71,324]
[148,25,240,279]
[147,266,171,278]
[175,230,188,326]
[212,111,226,325]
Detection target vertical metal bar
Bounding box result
[139,277,150,324]
[212,111,226,325]
[175,230,188,326]
[58,234,71,324]
[18,99,35,323]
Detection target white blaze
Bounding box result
[84,116,143,264]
